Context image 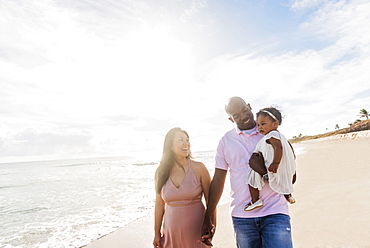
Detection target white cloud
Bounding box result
[200,0,370,139]
[290,0,329,11]
[0,128,94,157]
[0,0,202,161]
[182,0,209,22]
[1,0,370,161]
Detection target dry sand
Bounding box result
[82,134,370,248]
[290,136,370,248]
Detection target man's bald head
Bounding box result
[225,96,255,130]
[225,97,248,115]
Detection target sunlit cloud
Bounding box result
[200,0,370,139]
[1,0,369,162]
[290,0,328,10]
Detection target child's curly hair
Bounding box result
[256,107,282,125]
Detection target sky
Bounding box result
[1,0,370,163]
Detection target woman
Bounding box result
[153,127,213,248]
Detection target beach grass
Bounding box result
[289,119,370,143]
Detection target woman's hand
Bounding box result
[153,233,162,248]
[201,220,215,246]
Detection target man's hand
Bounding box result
[201,216,215,246]
[249,152,267,176]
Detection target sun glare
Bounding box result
[102,24,196,117]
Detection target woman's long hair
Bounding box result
[155,127,192,194]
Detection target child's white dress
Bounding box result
[246,130,296,194]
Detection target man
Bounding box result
[202,97,293,248]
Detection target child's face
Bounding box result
[256,114,278,135]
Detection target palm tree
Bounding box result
[359,109,369,119]
[335,124,340,130]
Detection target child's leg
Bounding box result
[284,194,296,204]
[285,173,297,204]
[249,184,260,203]
[245,185,264,211]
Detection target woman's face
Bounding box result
[171,131,190,158]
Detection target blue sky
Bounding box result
[1,0,369,162]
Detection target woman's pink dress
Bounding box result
[161,160,207,247]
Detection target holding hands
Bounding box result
[201,219,215,246]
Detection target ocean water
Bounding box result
[0,151,217,248]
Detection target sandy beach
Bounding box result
[289,133,370,248]
[82,132,370,248]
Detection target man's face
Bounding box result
[227,101,255,130]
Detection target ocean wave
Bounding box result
[0,185,19,190]
[8,207,49,215]
[55,157,132,168]
[97,165,125,171]
[132,161,159,166]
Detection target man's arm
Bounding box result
[201,168,227,239]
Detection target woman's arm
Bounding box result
[201,168,227,241]
[153,174,165,248]
[198,162,216,225]
[267,137,283,173]
[197,161,217,246]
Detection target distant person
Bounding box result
[153,127,214,248]
[202,97,293,248]
[244,107,297,211]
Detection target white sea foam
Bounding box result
[293,146,306,156]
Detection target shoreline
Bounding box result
[82,135,370,248]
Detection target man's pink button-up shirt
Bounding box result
[215,125,289,218]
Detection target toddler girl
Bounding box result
[244,107,296,211]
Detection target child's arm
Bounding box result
[267,137,283,173]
